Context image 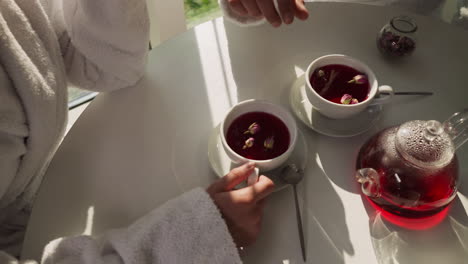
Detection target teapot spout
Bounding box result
[356,168,381,198]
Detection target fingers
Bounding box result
[240,0,262,17]
[257,0,282,27]
[256,199,266,211]
[252,175,275,202]
[222,162,256,191]
[235,175,275,203]
[228,0,248,16]
[210,162,256,193]
[258,0,308,26]
[229,0,309,27]
[294,0,309,20]
[209,173,272,248]
[277,0,295,24]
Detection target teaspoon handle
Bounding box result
[293,184,306,262]
[381,91,433,96]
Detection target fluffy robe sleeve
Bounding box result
[0,188,241,264]
[41,188,241,264]
[57,0,150,91]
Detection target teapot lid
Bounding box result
[396,120,455,168]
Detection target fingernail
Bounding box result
[272,21,281,28]
[246,161,256,169]
[284,14,293,24]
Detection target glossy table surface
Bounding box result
[23,3,468,263]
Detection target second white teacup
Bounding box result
[305,54,394,119]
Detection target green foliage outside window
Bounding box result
[69,87,90,102]
[184,0,222,28]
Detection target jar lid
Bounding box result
[391,16,417,33]
[395,120,454,168]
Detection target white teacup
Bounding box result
[220,99,298,175]
[305,54,394,119]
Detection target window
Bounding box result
[184,0,222,28]
[68,87,97,109]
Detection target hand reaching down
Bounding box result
[206,162,275,247]
[227,0,309,27]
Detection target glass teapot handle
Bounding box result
[355,168,381,198]
[443,109,468,150]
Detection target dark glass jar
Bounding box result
[377,16,417,57]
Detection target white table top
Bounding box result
[22,3,468,263]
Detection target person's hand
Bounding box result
[227,0,309,27]
[206,162,275,247]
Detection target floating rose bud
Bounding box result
[264,136,275,150]
[341,94,353,104]
[244,122,260,135]
[351,98,359,104]
[348,75,367,84]
[317,70,325,77]
[243,137,255,149]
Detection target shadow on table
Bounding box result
[361,194,468,264]
[302,129,356,263]
[221,18,354,263]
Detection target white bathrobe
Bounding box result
[0,0,154,219]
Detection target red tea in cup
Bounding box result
[226,112,290,160]
[310,64,370,105]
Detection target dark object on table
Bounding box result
[381,91,433,96]
[377,16,417,57]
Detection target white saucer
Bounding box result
[289,75,383,137]
[207,125,308,192]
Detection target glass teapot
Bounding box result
[356,110,468,218]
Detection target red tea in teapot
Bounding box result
[356,126,459,218]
